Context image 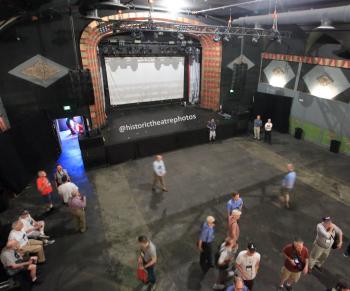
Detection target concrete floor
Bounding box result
[1,132,349,291]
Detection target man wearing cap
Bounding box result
[198,216,215,272]
[235,243,261,290]
[309,217,343,272]
[277,237,309,291]
[226,193,243,223]
[152,155,168,192]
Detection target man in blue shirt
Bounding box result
[253,115,262,140]
[227,192,243,223]
[198,216,215,272]
[281,164,296,209]
[226,276,248,291]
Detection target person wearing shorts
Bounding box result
[36,171,53,211]
[277,238,309,291]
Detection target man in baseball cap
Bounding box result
[235,242,261,290]
[309,216,343,272]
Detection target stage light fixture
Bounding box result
[63,105,71,111]
[178,33,185,40]
[269,67,287,88]
[229,89,234,94]
[223,34,230,42]
[213,34,222,42]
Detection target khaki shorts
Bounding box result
[280,266,301,283]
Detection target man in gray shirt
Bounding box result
[138,235,157,290]
[1,240,39,283]
[309,216,343,272]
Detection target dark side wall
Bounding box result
[0,14,90,192]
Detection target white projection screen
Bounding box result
[105,56,185,105]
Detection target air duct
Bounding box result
[232,5,350,27]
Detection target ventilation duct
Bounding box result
[232,5,350,27]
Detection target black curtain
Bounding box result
[252,93,293,133]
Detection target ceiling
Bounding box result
[1,0,350,21]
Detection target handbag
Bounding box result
[331,232,339,249]
[137,267,148,283]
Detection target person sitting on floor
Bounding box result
[57,175,78,205]
[19,210,54,245]
[1,240,40,284]
[8,221,48,264]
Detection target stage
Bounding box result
[101,104,241,164]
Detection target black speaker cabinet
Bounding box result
[294,128,303,140]
[79,134,106,168]
[330,139,341,153]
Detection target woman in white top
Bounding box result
[264,119,273,144]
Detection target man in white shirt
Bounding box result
[8,221,46,263]
[152,155,168,192]
[235,242,261,290]
[19,210,47,239]
[264,119,273,144]
[58,175,78,204]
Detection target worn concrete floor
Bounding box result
[1,132,349,291]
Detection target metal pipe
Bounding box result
[232,4,350,26]
[192,0,264,14]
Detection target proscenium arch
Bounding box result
[80,12,222,128]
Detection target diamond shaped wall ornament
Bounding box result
[264,60,295,88]
[303,65,350,100]
[227,55,255,71]
[8,55,69,88]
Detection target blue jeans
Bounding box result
[146,265,156,284]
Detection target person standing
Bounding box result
[264,119,273,144]
[36,171,53,211]
[57,175,78,204]
[213,238,237,290]
[152,155,168,192]
[228,210,241,246]
[309,217,343,272]
[138,236,157,291]
[198,216,215,272]
[253,115,262,140]
[277,238,309,291]
[226,192,243,222]
[54,164,70,188]
[281,164,297,209]
[235,243,261,290]
[68,190,87,233]
[207,118,217,142]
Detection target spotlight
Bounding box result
[213,34,222,42]
[271,31,281,44]
[223,34,230,42]
[252,34,260,44]
[132,31,144,40]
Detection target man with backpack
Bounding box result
[213,238,237,290]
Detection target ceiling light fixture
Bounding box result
[162,0,186,14]
[316,19,335,30]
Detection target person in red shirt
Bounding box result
[36,171,53,211]
[277,238,309,291]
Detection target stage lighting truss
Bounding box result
[96,20,291,40]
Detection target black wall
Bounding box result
[0,15,90,192]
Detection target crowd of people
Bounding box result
[135,155,349,291]
[0,164,87,286]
